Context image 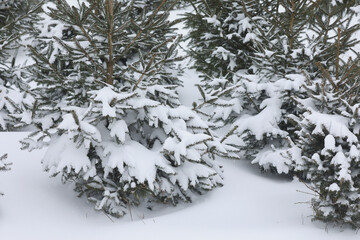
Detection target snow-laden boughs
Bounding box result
[249,0,359,78]
[23,0,224,217]
[0,86,34,130]
[0,0,41,130]
[192,0,360,174]
[250,0,319,77]
[0,153,10,196]
[184,0,265,81]
[246,0,355,151]
[292,55,360,227]
[24,85,224,217]
[196,71,305,173]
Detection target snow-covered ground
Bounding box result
[0,132,358,240]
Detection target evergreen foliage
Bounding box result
[0,0,41,130]
[189,0,360,174]
[23,0,225,217]
[293,55,360,228]
[183,0,264,81]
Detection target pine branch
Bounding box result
[72,37,107,78]
[27,45,65,81]
[315,62,337,89]
[132,54,156,91]
[1,0,44,31]
[123,0,168,57]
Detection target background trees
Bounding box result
[0,0,41,130]
[185,0,360,227]
[185,0,360,174]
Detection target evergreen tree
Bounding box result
[288,3,360,224]
[190,0,360,174]
[23,0,225,217]
[294,55,360,228]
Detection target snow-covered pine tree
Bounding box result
[287,3,360,226]
[0,153,10,196]
[182,0,272,161]
[23,0,224,217]
[0,0,41,130]
[294,54,360,227]
[244,0,360,173]
[192,0,360,174]
[186,0,315,173]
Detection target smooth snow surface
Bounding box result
[0,132,358,240]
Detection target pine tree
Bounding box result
[191,0,360,174]
[0,0,41,130]
[288,3,360,224]
[249,0,359,173]
[183,0,273,162]
[23,0,225,217]
[293,54,360,228]
[186,0,310,173]
[243,0,324,173]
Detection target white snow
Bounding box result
[42,135,91,175]
[102,141,174,191]
[231,97,287,141]
[109,120,128,144]
[252,145,301,174]
[324,135,336,151]
[94,87,119,117]
[304,110,358,143]
[329,183,340,192]
[0,132,358,240]
[204,15,221,27]
[331,152,352,182]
